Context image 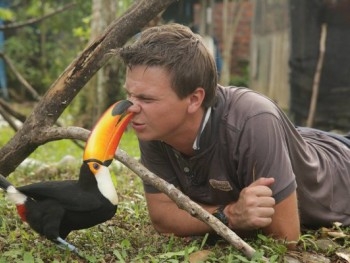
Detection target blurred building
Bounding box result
[163,0,350,131]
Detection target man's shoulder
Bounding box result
[216,86,281,129]
[218,86,278,110]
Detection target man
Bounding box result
[118,23,350,245]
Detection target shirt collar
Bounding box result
[192,107,212,151]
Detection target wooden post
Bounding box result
[306,23,327,127]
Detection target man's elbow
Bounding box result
[149,216,187,237]
[150,218,168,234]
[151,217,172,234]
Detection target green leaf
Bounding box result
[113,250,126,263]
[158,246,196,259]
[22,252,35,263]
[0,8,15,20]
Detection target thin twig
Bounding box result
[0,3,76,31]
[0,52,41,101]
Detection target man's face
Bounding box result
[125,65,191,143]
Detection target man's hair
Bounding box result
[118,23,218,108]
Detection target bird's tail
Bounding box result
[0,174,27,205]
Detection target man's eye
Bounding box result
[142,98,154,103]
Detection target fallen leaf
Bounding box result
[336,248,350,263]
[189,250,213,263]
[327,231,347,238]
[301,251,330,263]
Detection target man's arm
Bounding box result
[224,177,276,231]
[145,191,218,236]
[262,191,300,244]
[146,178,300,244]
[224,178,300,243]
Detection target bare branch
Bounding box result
[115,148,267,261]
[0,3,77,31]
[0,52,41,101]
[0,0,177,176]
[0,98,26,123]
[0,2,269,258]
[0,105,20,131]
[0,120,266,259]
[36,126,89,144]
[7,122,263,259]
[0,101,85,148]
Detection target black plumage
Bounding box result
[15,162,117,240]
[0,99,134,253]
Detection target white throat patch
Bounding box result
[95,165,119,205]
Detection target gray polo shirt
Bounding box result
[140,86,350,227]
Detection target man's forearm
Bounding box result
[152,205,219,236]
[146,193,218,236]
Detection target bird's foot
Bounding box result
[56,237,78,252]
[55,237,86,259]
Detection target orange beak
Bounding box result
[83,100,134,166]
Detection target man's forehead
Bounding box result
[124,83,160,98]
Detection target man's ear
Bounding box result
[188,87,205,114]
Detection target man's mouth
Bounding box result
[131,121,145,131]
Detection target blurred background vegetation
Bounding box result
[3,0,91,98]
[1,0,350,131]
[0,0,253,130]
[1,0,135,129]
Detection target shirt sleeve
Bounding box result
[237,112,297,204]
[139,140,180,193]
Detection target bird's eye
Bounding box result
[93,163,100,170]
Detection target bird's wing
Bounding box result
[17,181,104,211]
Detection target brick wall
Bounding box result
[212,1,253,76]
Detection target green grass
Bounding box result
[1,127,350,262]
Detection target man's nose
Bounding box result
[127,101,141,113]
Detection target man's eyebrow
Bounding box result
[124,85,159,100]
[137,94,158,100]
[126,90,157,100]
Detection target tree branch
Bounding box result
[0,3,77,31]
[115,148,267,261]
[0,52,41,101]
[0,2,272,259]
[0,98,27,123]
[36,126,89,144]
[0,0,177,176]
[11,125,264,260]
[0,105,20,131]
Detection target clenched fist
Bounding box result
[224,177,276,230]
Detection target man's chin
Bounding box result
[135,133,156,142]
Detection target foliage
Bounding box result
[0,7,15,21]
[229,66,250,88]
[3,0,135,106]
[116,0,136,17]
[0,126,14,146]
[3,0,92,99]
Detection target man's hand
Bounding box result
[224,177,275,230]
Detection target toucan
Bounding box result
[0,100,133,253]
